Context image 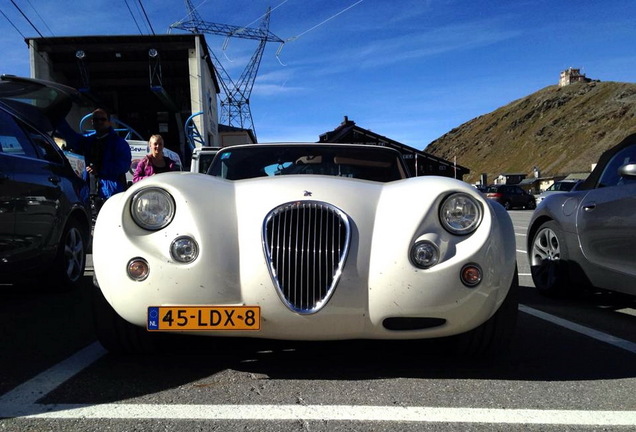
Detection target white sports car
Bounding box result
[92,143,518,354]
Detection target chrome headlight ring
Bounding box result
[439,192,482,235]
[130,187,175,231]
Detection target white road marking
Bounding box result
[0,342,106,406]
[1,404,636,425]
[516,249,527,254]
[616,308,636,317]
[1,311,635,425]
[520,305,636,354]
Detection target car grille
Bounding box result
[263,201,351,314]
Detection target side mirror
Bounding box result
[618,163,636,178]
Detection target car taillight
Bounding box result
[487,193,502,198]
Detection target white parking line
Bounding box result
[520,305,636,354]
[1,403,636,425]
[1,313,635,425]
[0,342,106,407]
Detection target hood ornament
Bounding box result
[303,190,312,197]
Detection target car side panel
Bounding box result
[576,184,636,291]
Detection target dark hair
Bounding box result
[92,108,110,121]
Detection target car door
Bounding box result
[0,115,17,252]
[0,110,61,267]
[577,143,636,278]
[509,186,523,207]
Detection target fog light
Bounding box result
[409,240,440,269]
[170,236,199,263]
[128,258,149,281]
[461,264,482,287]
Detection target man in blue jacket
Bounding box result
[60,108,132,204]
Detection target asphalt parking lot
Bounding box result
[1,210,635,431]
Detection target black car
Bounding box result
[485,184,536,210]
[0,75,91,289]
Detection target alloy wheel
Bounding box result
[63,226,86,283]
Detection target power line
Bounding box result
[0,9,27,40]
[239,0,291,31]
[1,6,54,73]
[25,0,54,36]
[286,0,364,42]
[123,0,144,35]
[137,0,155,35]
[9,0,44,37]
[275,0,364,60]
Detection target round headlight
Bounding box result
[439,193,482,235]
[130,188,175,230]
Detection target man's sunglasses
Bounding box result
[92,117,108,122]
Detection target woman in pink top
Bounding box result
[133,134,177,183]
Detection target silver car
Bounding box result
[527,133,636,296]
[535,179,581,205]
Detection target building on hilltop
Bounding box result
[319,116,469,180]
[559,67,592,87]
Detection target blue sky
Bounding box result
[2,0,635,150]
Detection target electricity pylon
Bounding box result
[170,0,284,139]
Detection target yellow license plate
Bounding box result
[147,306,260,331]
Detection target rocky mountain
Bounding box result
[425,81,636,184]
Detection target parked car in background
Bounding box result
[535,179,581,204]
[190,145,221,173]
[0,75,91,289]
[92,143,518,355]
[485,184,536,210]
[527,133,636,297]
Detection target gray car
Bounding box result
[527,133,636,297]
[535,179,581,205]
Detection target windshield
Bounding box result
[208,145,407,182]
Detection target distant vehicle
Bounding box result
[91,143,518,355]
[0,74,91,289]
[190,146,221,173]
[535,180,581,204]
[485,184,536,210]
[527,133,636,297]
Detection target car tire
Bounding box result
[503,201,512,210]
[530,220,571,297]
[48,216,89,291]
[451,267,519,357]
[526,200,536,210]
[92,279,161,354]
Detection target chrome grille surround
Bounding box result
[263,201,351,314]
